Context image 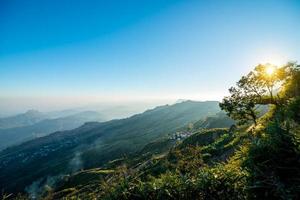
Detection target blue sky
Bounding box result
[0,0,300,113]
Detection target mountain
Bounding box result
[39,64,300,200]
[46,102,169,121]
[48,100,300,200]
[43,127,238,200]
[0,111,105,151]
[0,110,47,129]
[0,101,220,194]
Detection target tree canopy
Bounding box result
[220,62,300,125]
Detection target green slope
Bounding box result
[0,100,220,194]
[48,99,300,200]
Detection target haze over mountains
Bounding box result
[0,111,105,150]
[1,0,299,198]
[0,100,222,194]
[0,110,47,129]
[0,102,169,151]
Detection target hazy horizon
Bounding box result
[0,96,222,117]
[1,0,300,114]
[0,96,176,116]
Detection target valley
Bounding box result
[0,101,221,194]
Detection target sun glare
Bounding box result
[265,65,276,76]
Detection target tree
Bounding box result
[240,64,288,104]
[220,87,258,125]
[220,63,296,126]
[279,62,300,98]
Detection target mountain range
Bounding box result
[0,110,47,129]
[0,100,221,194]
[0,111,105,150]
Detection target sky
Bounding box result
[0,0,300,114]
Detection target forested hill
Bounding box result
[2,63,300,200]
[0,100,220,194]
[42,62,299,200]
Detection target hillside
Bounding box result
[193,112,235,129]
[32,63,300,200]
[2,63,299,200]
[39,122,248,199]
[0,111,105,150]
[0,101,220,194]
[46,99,300,200]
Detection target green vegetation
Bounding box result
[47,126,247,200]
[3,62,300,199]
[0,101,220,195]
[220,63,298,125]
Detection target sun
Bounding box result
[265,65,276,76]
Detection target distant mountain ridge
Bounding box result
[0,111,105,150]
[0,100,220,193]
[0,110,47,129]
